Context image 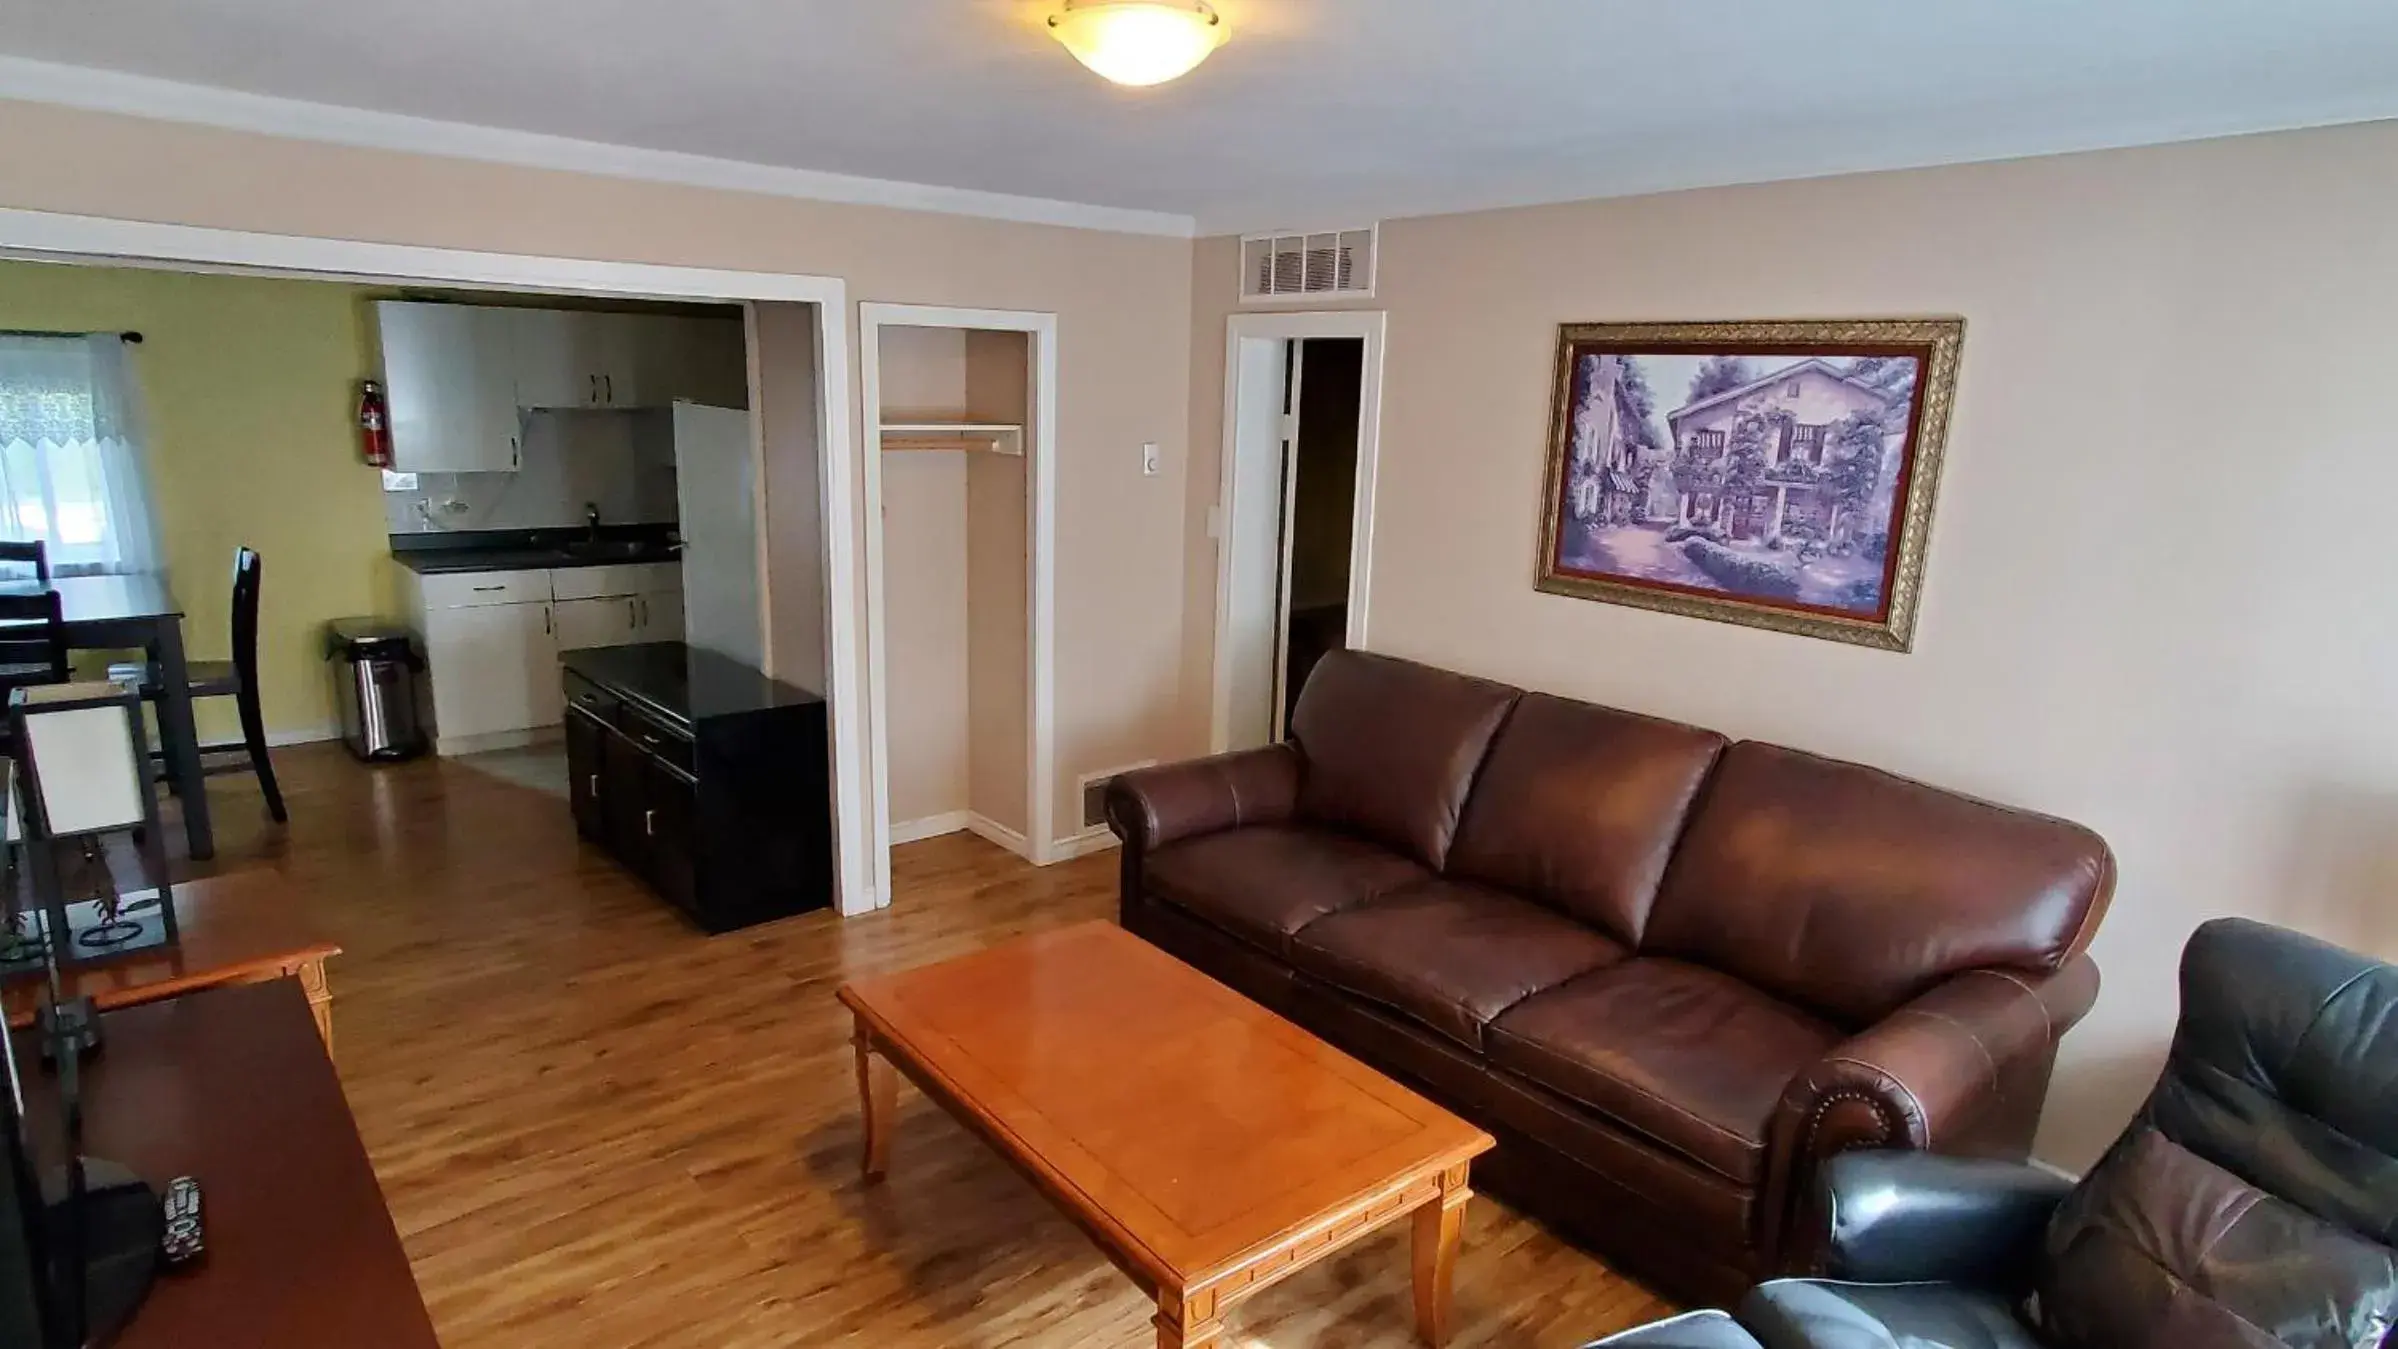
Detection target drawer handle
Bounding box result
[471,585,507,592]
[640,732,660,747]
[644,808,656,836]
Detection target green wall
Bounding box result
[0,259,400,741]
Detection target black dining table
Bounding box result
[0,572,214,860]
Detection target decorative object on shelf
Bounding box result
[7,677,180,968]
[1536,318,1964,652]
[1047,0,1226,87]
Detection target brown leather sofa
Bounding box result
[1105,650,2114,1305]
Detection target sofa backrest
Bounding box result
[2146,917,2398,1244]
[1289,650,1520,871]
[1445,693,1726,947]
[1643,742,2115,1028]
[2035,918,2398,1349]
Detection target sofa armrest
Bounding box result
[1104,744,1301,853]
[1761,955,2099,1271]
[1819,1150,2072,1292]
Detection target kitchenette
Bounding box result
[372,293,833,929]
[374,296,762,758]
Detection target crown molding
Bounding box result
[0,55,1197,239]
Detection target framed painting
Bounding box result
[1536,317,1963,651]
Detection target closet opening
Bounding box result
[859,305,1057,908]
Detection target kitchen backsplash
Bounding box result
[385,408,680,533]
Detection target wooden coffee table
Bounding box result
[838,922,1495,1349]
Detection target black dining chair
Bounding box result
[0,539,52,586]
[0,586,71,716]
[109,547,285,823]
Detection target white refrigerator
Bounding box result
[670,401,764,670]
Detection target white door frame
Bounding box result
[856,303,1060,906]
[1210,310,1387,753]
[0,206,877,916]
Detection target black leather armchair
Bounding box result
[1594,916,2398,1349]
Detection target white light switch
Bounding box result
[1141,441,1161,476]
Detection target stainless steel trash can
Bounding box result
[325,618,426,762]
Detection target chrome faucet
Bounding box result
[584,502,602,542]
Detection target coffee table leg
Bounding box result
[854,1022,895,1182]
[1411,1166,1470,1347]
[1154,1289,1223,1349]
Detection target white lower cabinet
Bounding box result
[419,601,559,745]
[639,587,684,642]
[407,562,684,754]
[554,595,638,653]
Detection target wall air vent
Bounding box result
[1239,227,1377,303]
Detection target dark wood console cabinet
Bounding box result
[562,642,833,932]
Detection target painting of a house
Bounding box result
[1538,319,1963,651]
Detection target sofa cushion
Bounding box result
[1289,650,1521,871]
[2039,1127,2398,1349]
[1445,692,1725,947]
[1645,742,2116,1028]
[1145,825,1426,955]
[1739,1279,2041,1349]
[1289,879,1627,1052]
[1489,958,1840,1183]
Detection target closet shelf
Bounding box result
[880,422,1024,455]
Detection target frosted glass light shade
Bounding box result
[1049,2,1226,87]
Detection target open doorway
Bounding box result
[0,210,869,912]
[1212,312,1386,754]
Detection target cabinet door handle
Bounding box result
[643,808,656,836]
[544,605,553,635]
[510,435,519,469]
[604,374,615,404]
[588,374,599,405]
[627,597,639,628]
[588,774,599,796]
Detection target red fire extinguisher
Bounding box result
[358,380,392,468]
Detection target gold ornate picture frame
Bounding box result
[1536,317,1963,652]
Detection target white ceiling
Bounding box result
[2,0,2396,234]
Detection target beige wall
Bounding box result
[0,98,1199,846]
[1190,119,2398,1168]
[881,452,971,824]
[753,301,826,691]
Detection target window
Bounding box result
[1694,429,1727,454]
[1789,423,1826,463]
[0,334,161,575]
[1783,380,1802,397]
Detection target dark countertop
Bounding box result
[563,641,822,728]
[389,526,682,574]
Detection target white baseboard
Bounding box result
[266,724,340,748]
[889,811,970,845]
[1052,826,1121,860]
[965,812,1033,861]
[436,727,562,758]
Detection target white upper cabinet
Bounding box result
[506,308,606,411]
[375,301,522,473]
[377,303,749,459]
[508,309,745,411]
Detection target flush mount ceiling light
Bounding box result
[1047,1,1227,87]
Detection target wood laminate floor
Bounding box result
[173,745,1674,1347]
